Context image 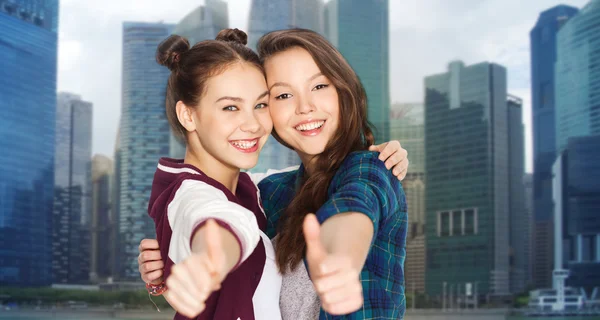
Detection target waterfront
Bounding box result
[1,309,599,320]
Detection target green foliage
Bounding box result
[0,287,171,309]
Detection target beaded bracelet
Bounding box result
[146,282,168,296]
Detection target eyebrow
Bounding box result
[268,72,325,91]
[215,90,269,103]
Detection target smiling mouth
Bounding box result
[295,120,325,131]
[229,138,259,153]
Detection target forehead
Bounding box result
[264,47,321,82]
[204,62,267,99]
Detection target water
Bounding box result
[2,313,600,320]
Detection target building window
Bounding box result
[440,211,450,237]
[452,210,461,236]
[438,208,478,237]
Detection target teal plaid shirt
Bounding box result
[258,151,407,319]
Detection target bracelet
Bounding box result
[146,282,168,296]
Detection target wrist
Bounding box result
[146,281,168,296]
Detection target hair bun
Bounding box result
[216,28,248,45]
[156,35,190,71]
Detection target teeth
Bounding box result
[295,121,324,131]
[231,140,257,149]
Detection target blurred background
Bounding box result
[0,0,599,319]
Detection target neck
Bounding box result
[298,153,318,177]
[184,149,240,194]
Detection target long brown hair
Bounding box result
[257,29,375,273]
[156,28,262,142]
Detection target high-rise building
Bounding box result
[555,0,600,153]
[405,234,426,294]
[248,0,323,50]
[112,128,122,280]
[90,155,114,283]
[523,173,534,283]
[389,103,425,234]
[169,0,229,158]
[248,0,323,173]
[507,95,528,294]
[425,61,510,297]
[118,22,174,280]
[53,93,93,284]
[530,4,579,289]
[552,135,600,294]
[390,102,426,293]
[0,0,59,286]
[325,0,389,144]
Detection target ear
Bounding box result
[176,101,197,132]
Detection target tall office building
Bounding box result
[248,0,323,172]
[389,104,425,234]
[325,0,390,144]
[523,173,534,284]
[553,135,600,294]
[118,22,174,280]
[112,128,122,280]
[530,4,579,289]
[555,0,600,153]
[553,0,600,294]
[0,0,59,286]
[169,0,229,158]
[90,155,114,283]
[507,95,528,294]
[425,61,510,297]
[390,102,426,293]
[53,93,93,284]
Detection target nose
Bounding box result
[295,95,315,115]
[240,111,262,134]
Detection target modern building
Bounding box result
[118,22,174,280]
[0,0,59,286]
[169,0,229,158]
[507,95,528,294]
[425,61,510,297]
[90,155,114,283]
[53,93,93,284]
[389,103,425,237]
[405,234,426,294]
[325,0,390,144]
[530,4,579,289]
[552,135,600,295]
[555,0,600,153]
[523,173,534,286]
[248,0,324,172]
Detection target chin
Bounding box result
[297,145,326,157]
[235,159,259,171]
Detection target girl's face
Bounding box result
[189,62,272,170]
[264,47,340,161]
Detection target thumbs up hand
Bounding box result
[164,219,227,318]
[303,214,364,315]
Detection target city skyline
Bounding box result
[58,0,589,172]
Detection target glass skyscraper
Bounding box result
[53,93,93,284]
[555,0,600,153]
[169,0,229,159]
[325,0,390,144]
[90,155,114,283]
[390,102,426,293]
[118,22,174,280]
[247,0,323,172]
[507,95,529,294]
[425,61,511,297]
[553,135,600,294]
[0,0,58,286]
[530,4,579,289]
